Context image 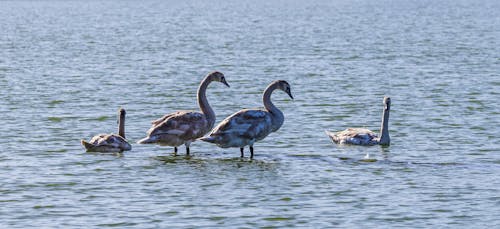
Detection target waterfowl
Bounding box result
[137,71,229,155]
[325,97,391,146]
[81,108,132,152]
[200,80,293,158]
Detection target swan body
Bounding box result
[81,108,132,152]
[81,134,131,152]
[200,80,293,158]
[137,71,229,154]
[203,109,274,148]
[139,111,209,147]
[325,97,391,146]
[325,128,379,145]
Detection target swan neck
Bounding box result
[118,113,125,138]
[263,83,284,129]
[198,76,215,125]
[379,107,390,145]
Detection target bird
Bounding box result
[325,96,391,146]
[137,71,229,155]
[200,80,293,158]
[81,108,132,152]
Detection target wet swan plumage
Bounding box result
[325,97,391,146]
[81,108,132,152]
[137,71,229,155]
[200,80,293,158]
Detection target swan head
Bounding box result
[383,96,391,110]
[276,80,293,100]
[119,108,126,116]
[118,108,126,123]
[208,71,230,87]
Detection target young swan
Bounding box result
[325,97,391,146]
[200,80,293,158]
[81,108,132,152]
[137,71,230,155]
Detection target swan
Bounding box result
[200,80,293,158]
[137,71,229,155]
[81,108,132,152]
[325,96,391,146]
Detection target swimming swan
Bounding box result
[81,108,132,152]
[325,97,391,146]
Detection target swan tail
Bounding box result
[324,130,339,143]
[137,136,157,144]
[81,140,94,150]
[198,136,216,143]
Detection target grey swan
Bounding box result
[200,80,293,158]
[81,108,132,152]
[137,71,229,155]
[325,97,391,146]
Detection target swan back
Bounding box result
[325,128,378,145]
[201,109,274,148]
[82,134,132,152]
[139,111,210,146]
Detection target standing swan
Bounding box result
[200,80,293,158]
[137,71,229,155]
[325,97,391,146]
[81,108,132,152]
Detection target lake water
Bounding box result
[1,0,499,227]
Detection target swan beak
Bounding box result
[222,79,230,88]
[287,91,294,100]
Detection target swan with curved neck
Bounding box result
[200,80,293,158]
[137,71,229,155]
[81,108,132,152]
[325,97,391,146]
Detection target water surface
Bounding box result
[1,0,499,227]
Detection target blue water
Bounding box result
[1,0,499,227]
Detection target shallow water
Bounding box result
[1,0,499,227]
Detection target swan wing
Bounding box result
[86,134,131,151]
[330,128,378,145]
[151,112,179,126]
[147,111,208,139]
[211,109,273,140]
